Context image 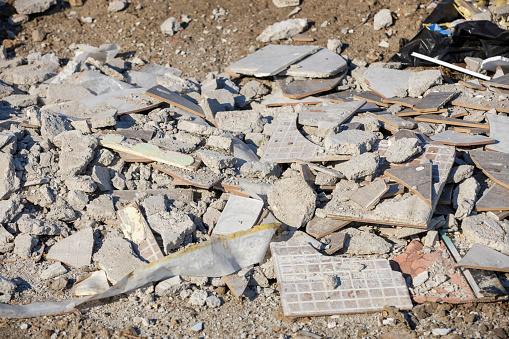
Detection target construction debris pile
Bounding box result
[0,1,509,336]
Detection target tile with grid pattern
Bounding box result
[271,242,413,317]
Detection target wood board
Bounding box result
[414,114,490,129]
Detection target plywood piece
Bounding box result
[385,163,432,206]
[96,131,198,171]
[292,34,314,42]
[470,150,509,189]
[278,70,346,99]
[212,195,264,236]
[47,228,93,268]
[486,113,509,153]
[271,242,413,317]
[353,91,388,107]
[222,274,249,299]
[455,243,509,273]
[227,45,319,77]
[151,163,223,189]
[476,184,509,211]
[365,67,412,99]
[413,92,456,112]
[383,97,420,107]
[371,112,416,129]
[306,217,350,238]
[262,91,325,107]
[282,48,348,78]
[452,94,509,113]
[323,232,346,255]
[146,85,205,118]
[117,203,164,263]
[345,180,389,209]
[485,73,509,90]
[298,100,365,127]
[414,114,490,130]
[458,79,486,91]
[260,112,350,163]
[430,130,495,146]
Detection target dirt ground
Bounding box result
[1,0,509,338]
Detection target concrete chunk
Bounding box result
[0,276,15,302]
[324,130,377,155]
[453,176,479,219]
[14,0,57,14]
[408,70,443,97]
[17,215,64,235]
[267,177,316,228]
[40,262,67,280]
[335,153,379,181]
[55,131,98,178]
[161,17,182,35]
[215,110,265,134]
[462,214,509,255]
[197,149,236,170]
[373,9,393,30]
[257,18,308,42]
[147,210,196,253]
[90,109,117,129]
[14,234,38,259]
[384,138,421,164]
[0,152,20,200]
[155,276,184,296]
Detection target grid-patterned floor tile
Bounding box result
[271,242,413,317]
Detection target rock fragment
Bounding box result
[0,152,20,200]
[408,70,443,97]
[15,0,57,15]
[324,130,377,155]
[335,153,379,181]
[272,0,300,7]
[373,9,393,30]
[14,234,38,259]
[55,131,98,178]
[0,276,15,302]
[108,0,127,12]
[161,17,182,36]
[384,138,421,164]
[257,18,308,42]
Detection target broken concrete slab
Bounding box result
[0,152,20,200]
[335,152,379,181]
[47,228,93,268]
[340,228,392,255]
[281,48,348,78]
[228,45,318,77]
[117,203,164,262]
[0,276,15,303]
[155,276,184,296]
[486,113,509,153]
[212,195,264,236]
[93,235,146,284]
[407,70,442,97]
[383,138,421,164]
[455,243,509,273]
[452,176,479,219]
[17,215,64,236]
[271,242,412,317]
[215,110,265,134]
[86,194,116,222]
[324,130,377,155]
[365,67,411,98]
[345,180,389,209]
[462,214,509,255]
[256,18,308,43]
[267,177,316,228]
[14,234,38,259]
[73,271,110,297]
[55,130,98,178]
[476,184,509,211]
[369,112,416,130]
[146,210,196,254]
[385,162,432,206]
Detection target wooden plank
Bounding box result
[413,92,456,112]
[278,70,346,99]
[430,130,496,146]
[486,113,509,153]
[458,79,486,91]
[414,114,490,129]
[146,85,205,118]
[345,180,389,209]
[97,131,198,171]
[476,184,509,211]
[292,34,314,42]
[385,163,433,206]
[306,217,350,238]
[455,243,509,273]
[452,94,509,114]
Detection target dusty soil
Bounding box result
[2,0,431,80]
[1,0,509,338]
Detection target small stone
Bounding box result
[327,39,343,54]
[413,271,429,287]
[374,9,393,30]
[32,29,46,42]
[161,17,182,36]
[50,277,68,291]
[257,18,308,42]
[190,322,204,333]
[205,294,222,308]
[272,0,300,8]
[432,328,451,336]
[108,0,127,12]
[323,274,339,289]
[188,289,208,306]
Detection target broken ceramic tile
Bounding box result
[281,48,348,78]
[413,92,455,112]
[452,94,509,114]
[261,91,325,107]
[475,184,509,211]
[470,150,509,190]
[146,85,205,118]
[486,113,509,153]
[278,70,346,99]
[271,242,413,317]
[323,232,346,255]
[212,195,264,236]
[430,130,495,147]
[414,115,489,130]
[385,163,432,206]
[455,243,509,273]
[298,101,365,127]
[305,217,350,238]
[345,180,389,209]
[222,274,249,299]
[365,67,412,99]
[46,228,94,268]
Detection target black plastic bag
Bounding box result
[391,1,509,66]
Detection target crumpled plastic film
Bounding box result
[0,223,279,319]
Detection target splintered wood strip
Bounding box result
[306,217,350,238]
[413,92,456,112]
[382,97,420,107]
[394,108,447,117]
[455,243,509,273]
[476,184,509,211]
[470,150,509,189]
[152,163,223,189]
[414,115,490,129]
[260,113,351,163]
[452,94,509,113]
[292,34,314,42]
[385,163,433,206]
[345,180,389,209]
[278,70,346,99]
[438,184,453,205]
[146,85,205,118]
[458,80,486,91]
[353,91,389,107]
[96,131,197,170]
[430,130,496,146]
[486,113,509,153]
